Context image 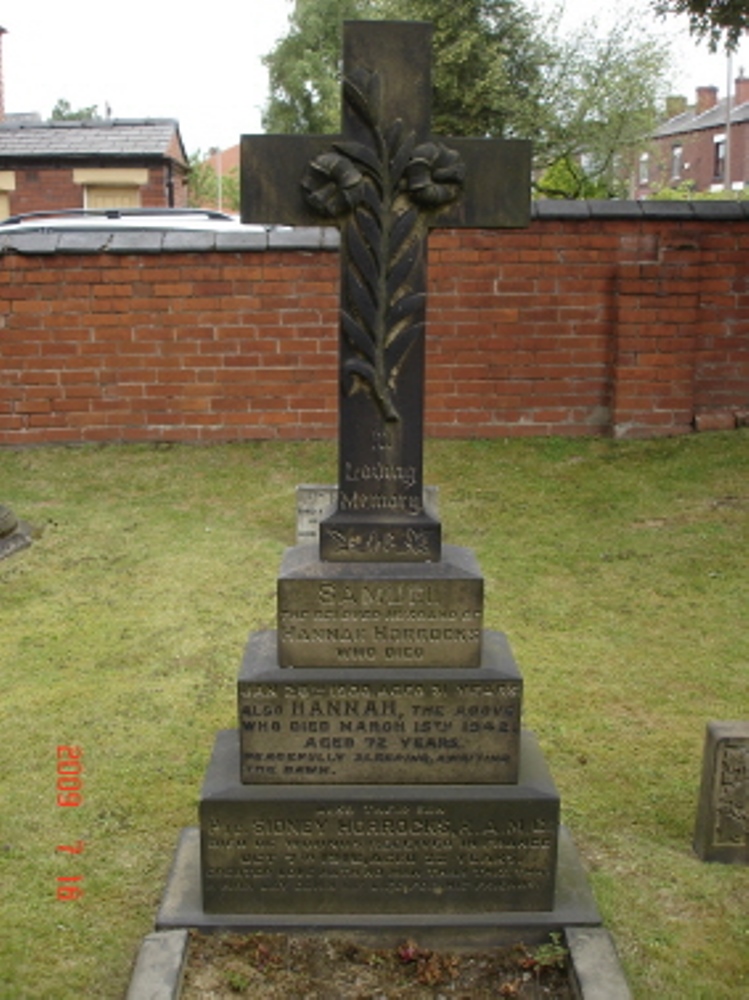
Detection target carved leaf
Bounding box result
[385,120,404,157]
[335,140,381,181]
[356,206,383,270]
[387,238,420,304]
[346,269,377,334]
[390,206,418,259]
[346,219,378,299]
[343,355,377,394]
[341,310,375,364]
[386,320,422,378]
[389,131,416,191]
[343,73,378,132]
[388,291,425,328]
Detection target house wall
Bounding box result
[640,119,749,196]
[3,162,188,216]
[1,203,747,446]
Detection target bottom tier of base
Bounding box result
[156,825,600,947]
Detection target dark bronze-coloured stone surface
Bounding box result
[295,484,439,546]
[241,21,530,564]
[277,543,483,668]
[200,729,559,915]
[238,629,522,785]
[694,720,749,865]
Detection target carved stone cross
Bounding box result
[241,20,530,563]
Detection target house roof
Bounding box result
[0,118,188,166]
[655,99,749,138]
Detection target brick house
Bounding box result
[636,76,749,196]
[0,117,190,219]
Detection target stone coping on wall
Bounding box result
[0,200,747,255]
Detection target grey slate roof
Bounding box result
[0,118,187,164]
[655,99,749,138]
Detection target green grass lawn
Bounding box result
[1,433,747,999]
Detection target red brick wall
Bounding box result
[7,163,188,216]
[1,206,747,445]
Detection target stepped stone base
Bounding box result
[199,728,559,915]
[239,628,522,785]
[277,543,483,668]
[157,825,600,944]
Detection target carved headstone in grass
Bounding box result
[694,721,749,865]
[0,503,33,560]
[159,21,601,940]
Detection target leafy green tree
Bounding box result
[533,21,671,198]
[536,156,614,200]
[263,0,548,137]
[380,0,550,139]
[50,98,99,121]
[187,151,240,212]
[263,0,370,133]
[262,0,671,198]
[653,0,749,51]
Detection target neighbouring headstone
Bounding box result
[0,503,33,560]
[0,503,18,538]
[694,721,749,864]
[159,20,600,938]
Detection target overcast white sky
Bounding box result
[1,0,747,154]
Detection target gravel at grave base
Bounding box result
[181,930,575,999]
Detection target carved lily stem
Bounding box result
[374,150,398,423]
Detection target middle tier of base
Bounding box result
[239,628,522,785]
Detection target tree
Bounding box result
[263,0,370,133]
[262,0,549,138]
[653,0,749,51]
[533,21,671,198]
[50,98,99,121]
[379,0,551,139]
[187,151,240,212]
[262,0,671,198]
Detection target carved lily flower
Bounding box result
[405,142,465,207]
[301,152,364,218]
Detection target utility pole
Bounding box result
[725,51,733,191]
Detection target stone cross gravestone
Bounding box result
[158,20,600,938]
[242,20,529,563]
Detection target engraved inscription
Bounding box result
[278,576,483,668]
[713,740,749,848]
[239,680,521,784]
[202,797,558,914]
[297,484,439,546]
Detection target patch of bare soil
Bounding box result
[181,931,575,999]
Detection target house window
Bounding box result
[73,168,149,210]
[0,170,16,219]
[84,186,141,210]
[638,152,650,186]
[670,144,683,180]
[713,134,726,181]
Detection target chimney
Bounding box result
[735,74,749,106]
[0,27,6,122]
[665,95,688,119]
[696,85,718,114]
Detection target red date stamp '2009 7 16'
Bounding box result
[56,745,84,901]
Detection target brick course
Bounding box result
[0,204,747,445]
